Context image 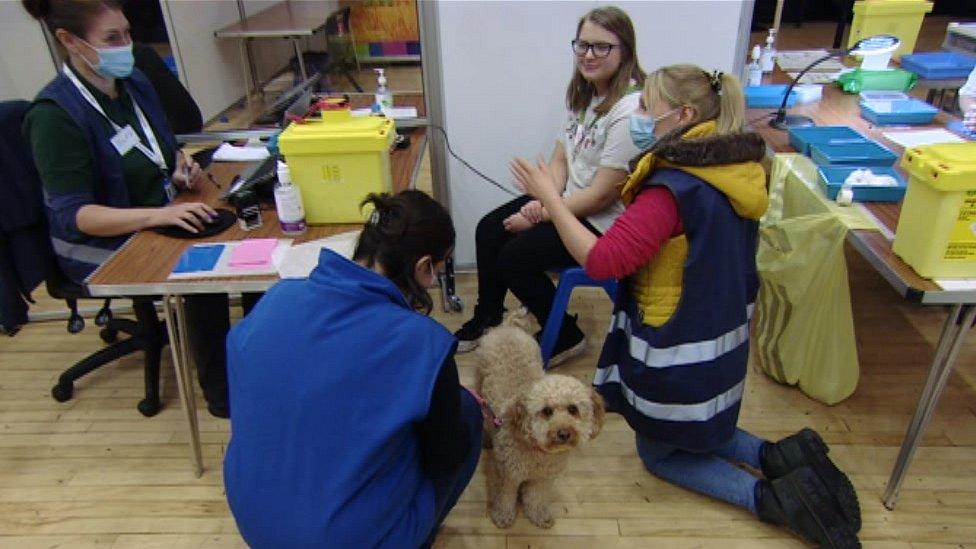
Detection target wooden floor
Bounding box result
[3,14,976,549]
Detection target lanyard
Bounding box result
[63,63,168,173]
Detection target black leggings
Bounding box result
[474,195,599,328]
[183,292,262,407]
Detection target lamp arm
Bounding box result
[772,51,848,122]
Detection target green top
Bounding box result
[23,72,175,208]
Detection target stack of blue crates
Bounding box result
[786,125,906,202]
[900,52,976,80]
[860,98,939,125]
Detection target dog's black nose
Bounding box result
[557,429,571,442]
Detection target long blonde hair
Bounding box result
[566,6,646,117]
[645,64,745,134]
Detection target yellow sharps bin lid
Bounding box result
[278,107,395,156]
[900,142,976,192]
[852,0,933,16]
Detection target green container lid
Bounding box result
[836,69,918,93]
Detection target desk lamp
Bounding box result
[769,34,901,130]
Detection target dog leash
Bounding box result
[463,386,502,428]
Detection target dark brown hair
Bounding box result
[353,191,455,315]
[566,6,646,117]
[22,0,122,39]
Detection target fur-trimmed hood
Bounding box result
[622,121,769,220]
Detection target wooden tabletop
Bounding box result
[86,126,427,296]
[748,79,968,303]
[215,1,333,38]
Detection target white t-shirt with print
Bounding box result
[558,91,641,233]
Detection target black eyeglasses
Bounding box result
[571,39,618,58]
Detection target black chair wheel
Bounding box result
[94,309,112,326]
[449,295,464,313]
[68,316,85,334]
[51,382,74,402]
[99,328,119,343]
[137,398,162,417]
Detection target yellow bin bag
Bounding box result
[278,108,395,224]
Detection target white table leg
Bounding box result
[883,304,976,509]
[163,295,204,478]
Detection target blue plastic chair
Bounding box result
[540,267,618,368]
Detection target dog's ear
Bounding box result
[506,393,532,443]
[588,389,606,440]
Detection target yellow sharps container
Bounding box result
[848,0,933,59]
[893,142,976,279]
[278,104,395,224]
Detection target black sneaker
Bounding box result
[454,307,502,353]
[541,316,586,368]
[761,429,861,532]
[757,467,861,548]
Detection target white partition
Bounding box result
[0,4,56,101]
[428,0,754,267]
[161,0,335,121]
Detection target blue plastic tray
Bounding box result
[817,166,907,202]
[787,126,869,155]
[745,85,798,108]
[900,52,976,80]
[860,98,939,125]
[809,141,897,167]
[946,120,976,141]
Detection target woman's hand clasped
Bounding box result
[511,157,560,203]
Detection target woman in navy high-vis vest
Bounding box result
[22,0,248,417]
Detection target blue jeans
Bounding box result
[636,429,767,514]
[421,389,483,548]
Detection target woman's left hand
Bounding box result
[173,149,203,190]
[511,157,560,204]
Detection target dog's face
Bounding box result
[509,374,605,453]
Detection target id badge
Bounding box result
[110,125,140,156]
[162,177,177,203]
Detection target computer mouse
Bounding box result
[152,208,237,239]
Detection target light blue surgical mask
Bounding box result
[629,108,679,150]
[81,39,134,79]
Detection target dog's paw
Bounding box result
[489,504,516,529]
[524,505,554,529]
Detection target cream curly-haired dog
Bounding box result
[474,322,605,529]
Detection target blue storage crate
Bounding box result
[809,141,897,167]
[745,85,798,108]
[787,126,869,155]
[817,166,907,202]
[900,52,976,80]
[860,98,939,125]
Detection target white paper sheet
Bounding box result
[276,231,361,279]
[881,129,965,148]
[212,142,271,162]
[936,279,976,291]
[776,50,847,72]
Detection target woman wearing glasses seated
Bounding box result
[454,6,645,365]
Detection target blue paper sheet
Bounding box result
[172,244,225,274]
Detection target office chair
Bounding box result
[539,267,618,369]
[0,100,167,417]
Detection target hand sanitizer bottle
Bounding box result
[274,159,307,235]
[760,29,777,73]
[374,68,393,114]
[746,45,763,87]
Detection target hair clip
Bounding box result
[705,70,724,94]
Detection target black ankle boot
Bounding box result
[756,468,860,548]
[761,428,860,531]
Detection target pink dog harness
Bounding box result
[463,386,502,428]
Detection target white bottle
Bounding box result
[760,30,777,73]
[374,68,393,114]
[274,160,307,235]
[746,45,763,87]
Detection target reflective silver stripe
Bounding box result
[610,303,755,368]
[595,364,744,422]
[51,237,114,265]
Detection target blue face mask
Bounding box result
[629,108,679,150]
[81,39,134,79]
